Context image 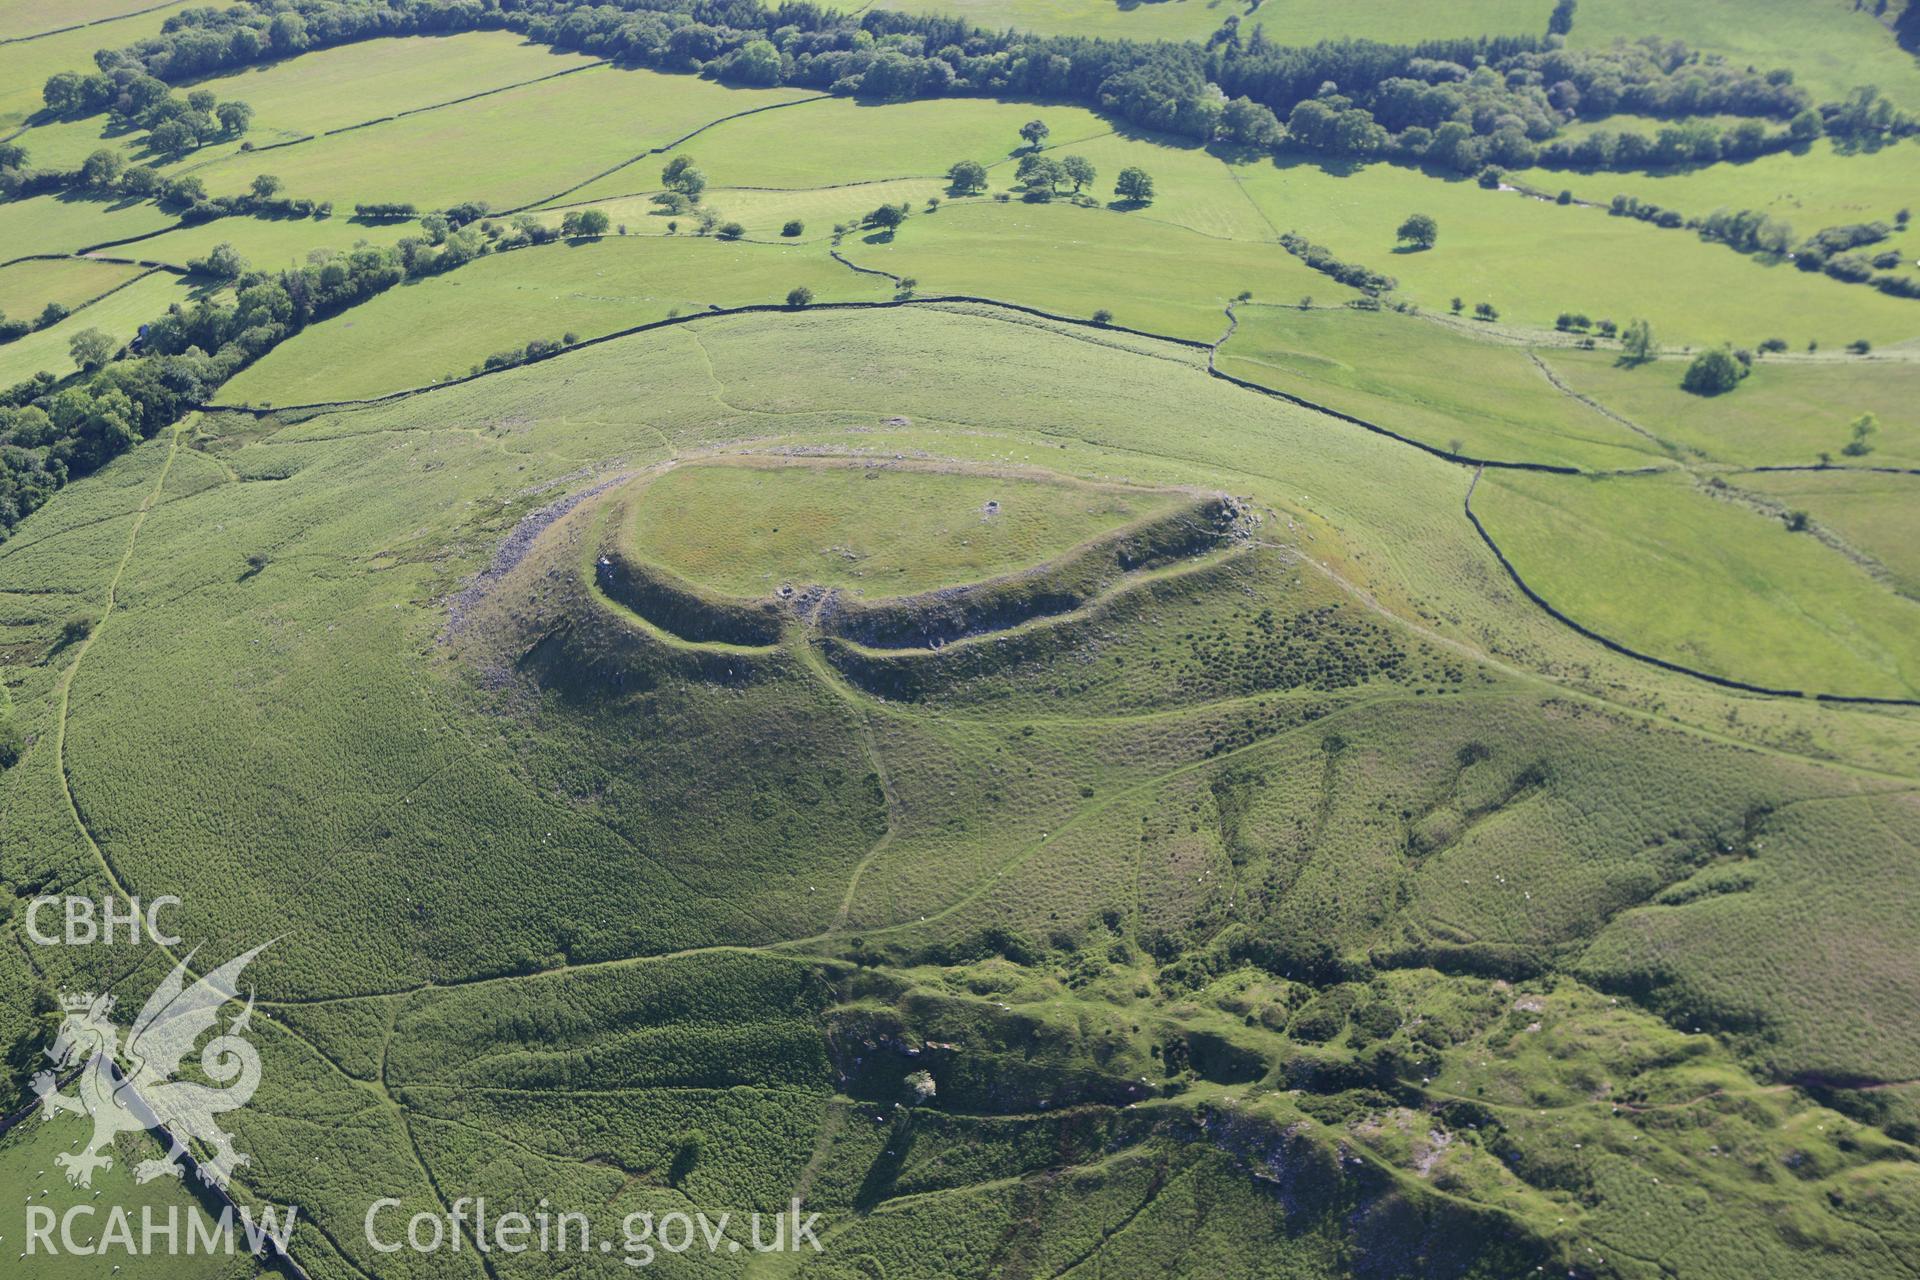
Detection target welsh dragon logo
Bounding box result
[31,945,268,1190]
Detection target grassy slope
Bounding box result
[1214,303,1661,469]
[846,198,1340,340]
[3,306,1918,1279]
[1232,155,1920,348]
[216,234,893,404]
[1473,468,1920,698]
[1738,469,1920,598]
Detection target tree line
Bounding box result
[68,0,1909,182]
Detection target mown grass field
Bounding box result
[1473,468,1920,698]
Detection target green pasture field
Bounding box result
[1214,303,1661,469]
[844,199,1342,340]
[215,233,892,404]
[0,193,178,261]
[560,103,1280,243]
[10,31,605,174]
[1020,129,1282,241]
[5,302,1920,1279]
[856,0,1555,44]
[0,0,177,39]
[1473,467,1920,698]
[0,267,195,386]
[1568,0,1920,111]
[621,456,1189,597]
[551,94,1114,205]
[0,1,189,129]
[1539,346,1920,467]
[0,255,144,322]
[1515,139,1920,242]
[548,175,951,241]
[851,0,1257,41]
[1738,469,1920,598]
[119,209,424,273]
[0,1111,260,1280]
[185,65,820,212]
[1232,154,1920,347]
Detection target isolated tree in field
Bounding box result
[947,159,987,193]
[781,219,804,237]
[1061,155,1096,192]
[716,221,745,239]
[1681,347,1744,395]
[1092,308,1114,325]
[1619,317,1656,364]
[1396,213,1438,249]
[786,286,813,308]
[561,209,610,237]
[1842,412,1878,457]
[867,203,906,231]
[1019,119,1050,150]
[68,328,115,372]
[250,174,282,200]
[1114,166,1155,204]
[661,155,706,201]
[216,100,252,136]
